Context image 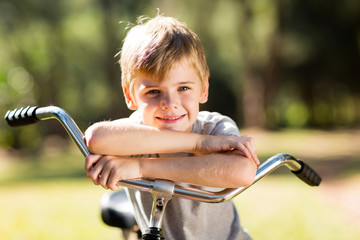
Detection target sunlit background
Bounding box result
[1,0,359,239]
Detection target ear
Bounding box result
[123,86,138,110]
[199,77,209,104]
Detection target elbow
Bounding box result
[241,167,257,188]
[231,157,257,188]
[84,122,104,153]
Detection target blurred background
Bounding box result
[0,0,359,239]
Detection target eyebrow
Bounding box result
[178,81,196,85]
[140,80,196,88]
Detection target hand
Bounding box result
[84,155,142,190]
[196,135,260,165]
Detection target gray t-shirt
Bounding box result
[126,111,252,240]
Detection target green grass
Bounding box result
[234,176,360,240]
[0,180,120,240]
[0,149,121,240]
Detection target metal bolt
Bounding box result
[156,198,165,207]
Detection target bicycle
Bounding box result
[5,106,322,240]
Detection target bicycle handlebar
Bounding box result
[5,106,321,203]
[5,106,40,127]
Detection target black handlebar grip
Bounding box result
[291,160,321,186]
[4,106,40,127]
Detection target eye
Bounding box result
[178,86,190,91]
[145,89,160,96]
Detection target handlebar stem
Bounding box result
[149,180,174,229]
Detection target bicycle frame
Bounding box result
[5,106,322,240]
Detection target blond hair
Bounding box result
[119,16,209,92]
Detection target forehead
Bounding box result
[135,58,201,86]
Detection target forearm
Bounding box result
[85,151,257,190]
[140,152,257,188]
[85,119,202,155]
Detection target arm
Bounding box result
[141,151,257,188]
[85,151,257,190]
[85,119,203,155]
[84,116,259,190]
[85,119,259,163]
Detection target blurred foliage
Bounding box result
[1,0,359,150]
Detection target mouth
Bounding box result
[156,114,186,122]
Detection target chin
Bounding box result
[159,125,188,132]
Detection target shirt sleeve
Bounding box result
[194,111,241,137]
[128,110,143,124]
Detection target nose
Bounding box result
[160,92,178,110]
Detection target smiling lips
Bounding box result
[156,114,186,122]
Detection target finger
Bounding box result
[108,169,120,191]
[88,170,101,185]
[241,137,259,164]
[248,148,260,165]
[252,148,260,165]
[84,154,101,172]
[98,163,111,189]
[252,151,260,165]
[237,147,259,165]
[89,170,101,185]
[244,141,257,163]
[236,143,252,159]
[84,155,93,172]
[88,160,104,185]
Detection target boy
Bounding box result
[84,16,259,240]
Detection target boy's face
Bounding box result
[124,58,209,132]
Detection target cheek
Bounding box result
[138,102,157,121]
[138,97,159,107]
[183,97,200,113]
